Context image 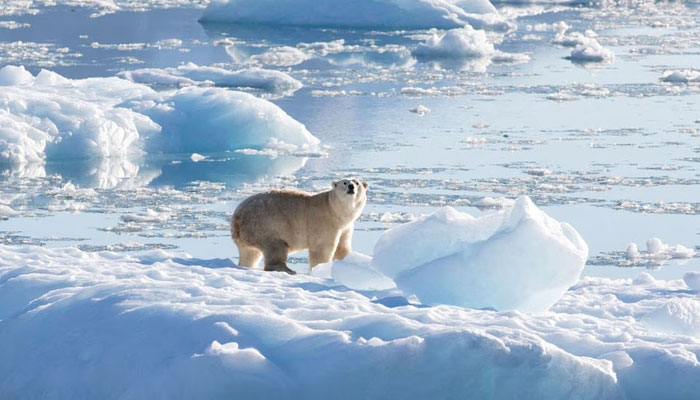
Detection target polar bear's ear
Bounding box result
[362,181,369,189]
[332,181,339,188]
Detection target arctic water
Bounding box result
[1,2,699,280]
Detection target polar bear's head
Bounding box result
[330,178,368,219]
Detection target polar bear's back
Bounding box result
[232,189,316,251]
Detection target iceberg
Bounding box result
[200,0,514,31]
[0,66,318,165]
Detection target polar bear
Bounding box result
[231,178,368,274]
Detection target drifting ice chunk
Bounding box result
[372,196,588,312]
[661,70,700,83]
[623,237,696,262]
[313,252,396,291]
[409,105,431,115]
[200,0,513,31]
[413,27,495,59]
[567,38,614,63]
[119,63,303,95]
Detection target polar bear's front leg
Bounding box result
[309,232,341,268]
[333,225,353,260]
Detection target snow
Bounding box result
[0,66,318,164]
[372,196,588,312]
[200,0,514,31]
[119,63,303,95]
[313,252,396,291]
[643,299,700,337]
[0,65,34,85]
[2,244,700,399]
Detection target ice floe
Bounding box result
[409,105,431,115]
[200,0,514,31]
[0,66,318,165]
[412,27,529,69]
[1,243,700,398]
[625,238,697,262]
[118,63,302,95]
[661,70,700,83]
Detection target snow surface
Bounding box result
[372,196,588,312]
[0,66,318,164]
[200,0,514,31]
[2,244,700,399]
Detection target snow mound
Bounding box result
[661,70,700,83]
[372,196,588,312]
[0,66,318,164]
[643,299,700,337]
[200,0,514,31]
[313,252,396,291]
[119,63,302,95]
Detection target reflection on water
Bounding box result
[0,153,308,190]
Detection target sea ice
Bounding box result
[372,196,588,312]
[413,27,495,60]
[0,66,318,164]
[412,27,529,67]
[661,70,700,83]
[119,63,302,95]
[200,0,514,31]
[2,244,700,399]
[567,38,614,63]
[134,86,320,155]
